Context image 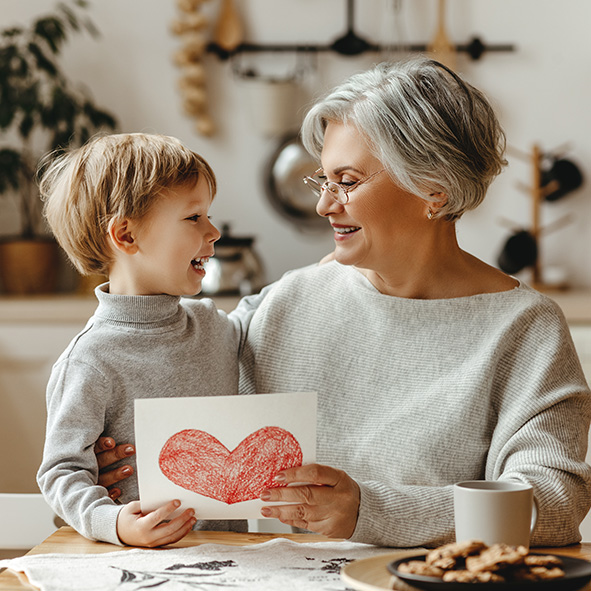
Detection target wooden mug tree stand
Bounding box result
[528,144,570,292]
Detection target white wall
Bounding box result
[2,0,590,286]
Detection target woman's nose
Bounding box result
[316,189,344,218]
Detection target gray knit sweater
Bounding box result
[37,285,247,545]
[233,261,591,548]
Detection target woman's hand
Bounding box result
[117,499,196,547]
[94,437,136,500]
[259,463,360,539]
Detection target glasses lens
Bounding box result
[303,176,321,196]
[303,171,349,204]
[326,182,348,204]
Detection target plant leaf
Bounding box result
[83,102,117,129]
[27,42,59,77]
[33,16,67,54]
[19,113,36,138]
[0,88,16,129]
[57,3,81,32]
[0,148,23,192]
[1,27,23,39]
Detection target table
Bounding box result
[1,527,591,591]
[0,527,334,590]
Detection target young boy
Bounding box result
[36,133,246,547]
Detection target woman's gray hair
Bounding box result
[300,57,507,220]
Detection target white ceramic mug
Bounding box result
[454,480,538,549]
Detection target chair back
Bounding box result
[0,493,57,549]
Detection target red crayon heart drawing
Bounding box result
[158,426,303,504]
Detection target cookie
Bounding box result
[524,554,564,568]
[512,565,566,581]
[443,569,505,583]
[397,560,445,577]
[465,543,528,572]
[426,539,487,569]
[401,541,566,584]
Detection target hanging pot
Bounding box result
[201,224,265,296]
[264,134,327,231]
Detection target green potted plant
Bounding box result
[0,0,117,294]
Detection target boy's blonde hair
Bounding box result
[39,133,216,276]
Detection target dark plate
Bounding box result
[387,553,591,591]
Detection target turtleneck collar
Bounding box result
[94,283,183,326]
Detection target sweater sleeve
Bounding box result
[487,300,591,547]
[350,300,591,548]
[230,282,277,390]
[37,358,124,545]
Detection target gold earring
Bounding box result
[427,208,434,220]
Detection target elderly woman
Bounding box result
[97,57,591,548]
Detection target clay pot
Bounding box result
[0,238,60,294]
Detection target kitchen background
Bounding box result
[0,0,590,289]
[1,0,591,544]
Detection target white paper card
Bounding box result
[134,392,317,519]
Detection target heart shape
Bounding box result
[158,426,303,504]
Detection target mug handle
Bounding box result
[530,495,539,534]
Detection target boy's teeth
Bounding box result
[191,257,209,269]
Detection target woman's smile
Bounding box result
[332,223,361,240]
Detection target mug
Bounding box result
[497,230,538,275]
[541,158,584,202]
[454,480,538,549]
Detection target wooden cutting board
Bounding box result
[215,0,244,52]
[428,0,456,70]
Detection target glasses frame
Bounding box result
[303,168,385,205]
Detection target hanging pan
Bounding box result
[264,134,328,231]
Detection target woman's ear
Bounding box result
[107,218,139,254]
[426,192,449,219]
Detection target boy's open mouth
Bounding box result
[191,256,209,270]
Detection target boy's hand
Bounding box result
[117,500,196,547]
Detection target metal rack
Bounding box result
[207,0,515,60]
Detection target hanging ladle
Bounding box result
[330,0,373,56]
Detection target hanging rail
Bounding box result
[207,0,515,61]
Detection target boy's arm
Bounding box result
[37,359,123,544]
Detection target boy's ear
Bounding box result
[107,218,139,254]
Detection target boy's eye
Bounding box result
[186,214,201,222]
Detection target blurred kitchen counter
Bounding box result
[0,293,241,322]
[545,289,591,324]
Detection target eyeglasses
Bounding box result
[302,168,385,205]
